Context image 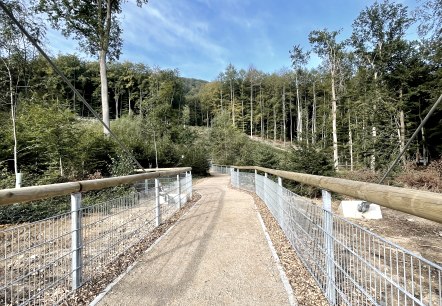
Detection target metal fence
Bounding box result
[210,164,231,175]
[1,171,192,306]
[228,168,441,306]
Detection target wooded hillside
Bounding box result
[0,0,441,190]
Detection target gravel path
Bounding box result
[97,174,292,305]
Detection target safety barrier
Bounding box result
[0,168,192,305]
[221,166,442,306]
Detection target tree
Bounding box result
[224,63,237,126]
[309,29,345,170]
[290,44,310,143]
[0,0,44,187]
[38,0,149,135]
[351,0,412,170]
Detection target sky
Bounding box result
[45,0,420,81]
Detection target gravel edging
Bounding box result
[63,193,202,306]
[231,186,329,306]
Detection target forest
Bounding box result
[0,0,441,192]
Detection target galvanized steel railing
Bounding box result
[215,165,442,306]
[0,168,192,305]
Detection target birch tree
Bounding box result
[289,45,309,143]
[351,0,411,170]
[0,0,44,187]
[309,29,344,170]
[38,0,149,135]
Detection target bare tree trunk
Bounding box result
[115,95,119,119]
[349,114,353,171]
[241,83,244,132]
[250,83,253,137]
[282,84,286,145]
[99,49,110,135]
[128,90,132,116]
[231,79,235,125]
[296,73,302,142]
[5,62,19,187]
[399,88,406,165]
[331,72,338,170]
[312,81,317,145]
[289,87,293,144]
[273,105,277,142]
[260,85,264,137]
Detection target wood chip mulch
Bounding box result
[63,193,202,306]
[230,186,329,306]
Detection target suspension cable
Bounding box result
[379,94,442,184]
[0,1,147,172]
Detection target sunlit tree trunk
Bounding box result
[282,84,286,145]
[295,73,302,142]
[312,81,317,145]
[99,49,110,135]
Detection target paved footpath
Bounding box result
[98,174,292,306]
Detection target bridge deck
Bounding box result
[96,174,293,305]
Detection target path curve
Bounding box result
[97,174,292,305]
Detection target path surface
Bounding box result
[98,174,292,306]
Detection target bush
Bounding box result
[284,145,335,176]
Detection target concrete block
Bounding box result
[338,200,383,220]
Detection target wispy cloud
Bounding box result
[120,0,228,78]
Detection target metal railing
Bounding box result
[223,166,442,306]
[210,164,231,175]
[0,168,192,305]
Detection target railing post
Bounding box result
[322,189,336,305]
[177,174,181,209]
[144,179,148,197]
[237,168,240,188]
[155,178,161,226]
[254,169,257,193]
[71,192,83,290]
[278,176,284,231]
[264,172,268,205]
[189,171,193,199]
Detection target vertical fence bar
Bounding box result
[144,179,148,195]
[177,174,181,209]
[71,192,83,290]
[322,189,336,305]
[189,171,193,199]
[155,178,161,226]
[254,169,258,193]
[278,176,284,231]
[264,172,268,205]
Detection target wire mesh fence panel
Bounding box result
[81,191,156,284]
[238,172,255,193]
[1,172,192,306]
[230,171,442,306]
[210,165,231,175]
[1,210,73,305]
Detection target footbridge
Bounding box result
[1,166,441,305]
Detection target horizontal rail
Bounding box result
[0,167,192,206]
[232,166,442,224]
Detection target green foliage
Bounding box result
[285,145,335,177]
[253,144,280,169]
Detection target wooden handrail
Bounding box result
[232,166,442,224]
[0,167,192,206]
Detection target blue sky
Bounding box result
[45,0,419,81]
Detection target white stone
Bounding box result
[338,200,383,220]
[160,194,187,205]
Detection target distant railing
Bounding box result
[211,164,231,175]
[213,165,442,306]
[0,167,192,305]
